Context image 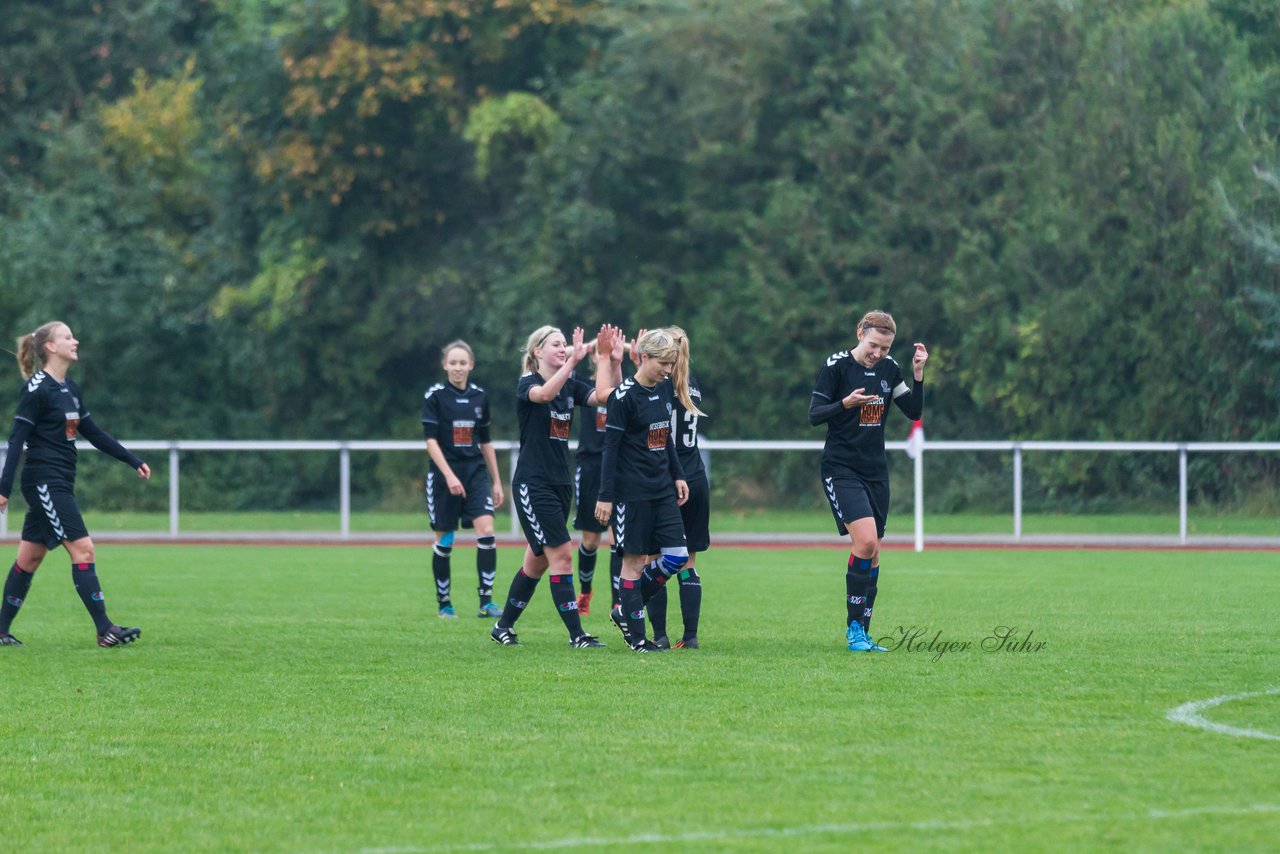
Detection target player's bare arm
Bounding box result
[913,343,929,380]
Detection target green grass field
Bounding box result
[2,545,1278,852]
[5,507,1274,537]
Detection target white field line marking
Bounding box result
[358,803,1280,853]
[1167,688,1280,742]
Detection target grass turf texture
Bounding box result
[2,545,1277,852]
[2,507,1276,537]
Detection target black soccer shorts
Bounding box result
[613,495,686,556]
[823,472,889,540]
[514,481,574,555]
[20,481,90,548]
[679,470,710,553]
[426,462,495,531]
[572,458,608,533]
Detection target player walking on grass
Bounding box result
[594,328,690,654]
[423,340,505,619]
[490,326,615,648]
[0,322,151,648]
[642,326,707,650]
[809,311,927,652]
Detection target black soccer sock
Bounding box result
[647,585,669,640]
[846,554,874,629]
[865,564,879,631]
[678,567,702,640]
[619,578,647,643]
[609,546,623,608]
[0,563,35,633]
[577,544,598,594]
[476,536,497,606]
[432,544,453,606]
[549,574,585,638]
[640,559,668,603]
[72,563,113,634]
[497,568,539,629]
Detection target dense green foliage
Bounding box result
[2,0,1278,511]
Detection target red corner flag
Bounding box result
[905,419,924,460]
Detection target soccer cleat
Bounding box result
[629,638,666,653]
[569,634,606,649]
[652,635,671,650]
[98,625,141,648]
[438,604,458,619]
[609,605,633,645]
[576,591,593,615]
[846,621,886,652]
[674,636,699,650]
[490,623,520,646]
[0,632,23,646]
[476,602,502,618]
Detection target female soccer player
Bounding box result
[489,326,615,648]
[594,328,690,653]
[571,330,626,616]
[809,310,927,652]
[0,321,152,647]
[422,340,505,619]
[643,326,707,649]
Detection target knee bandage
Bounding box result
[434,532,455,557]
[659,547,689,577]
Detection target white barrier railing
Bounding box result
[3,440,1278,549]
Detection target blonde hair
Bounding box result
[636,328,678,362]
[521,325,561,373]
[440,339,475,366]
[16,321,65,380]
[664,326,706,417]
[857,310,896,336]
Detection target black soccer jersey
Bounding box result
[810,351,924,481]
[576,404,608,458]
[422,381,492,464]
[572,368,608,458]
[514,372,597,485]
[6,371,86,488]
[671,375,705,479]
[598,377,685,502]
[0,371,142,496]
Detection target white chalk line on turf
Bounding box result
[1166,688,1280,742]
[358,803,1280,853]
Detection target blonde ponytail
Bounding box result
[664,326,705,418]
[521,325,560,373]
[15,321,63,380]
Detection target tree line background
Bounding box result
[2,0,1278,516]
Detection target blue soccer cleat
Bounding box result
[438,604,458,619]
[476,602,502,618]
[846,621,886,652]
